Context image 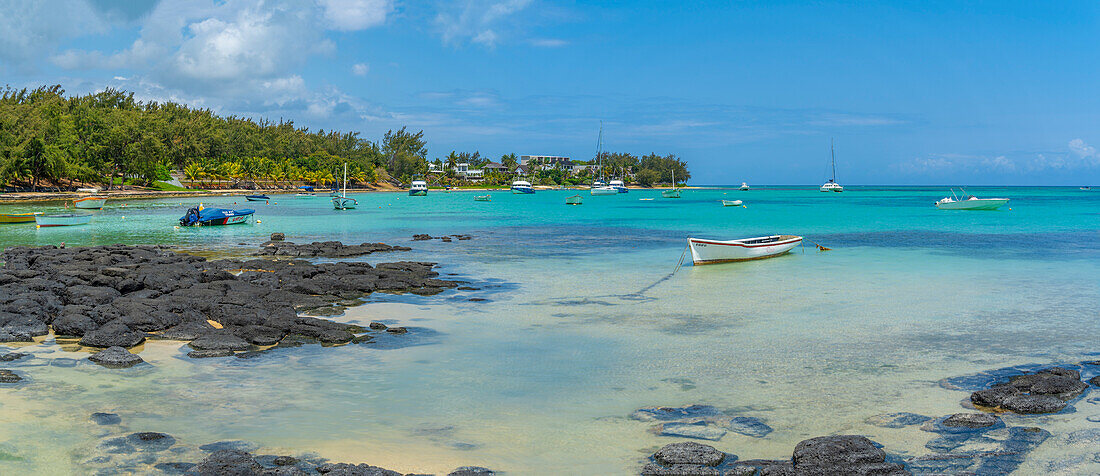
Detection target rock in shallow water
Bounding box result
[653,442,727,466]
[0,369,21,383]
[941,412,1000,429]
[726,416,773,438]
[866,412,932,428]
[969,366,1087,414]
[656,422,727,441]
[88,346,144,368]
[187,349,236,359]
[189,449,263,474]
[792,435,909,475]
[90,412,121,425]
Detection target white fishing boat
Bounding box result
[35,213,92,227]
[295,193,316,198]
[739,182,750,191]
[511,180,534,194]
[721,200,743,206]
[332,163,358,210]
[73,196,107,209]
[820,139,844,192]
[934,189,1008,210]
[409,180,428,196]
[688,235,803,265]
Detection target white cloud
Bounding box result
[317,0,392,31]
[1069,138,1097,159]
[434,0,532,47]
[530,38,567,48]
[0,0,107,69]
[896,140,1100,176]
[352,63,370,76]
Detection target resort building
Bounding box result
[481,162,509,174]
[520,155,573,170]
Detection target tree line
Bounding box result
[0,85,689,191]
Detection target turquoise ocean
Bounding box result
[1,186,1098,473]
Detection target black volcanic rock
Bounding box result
[88,346,144,368]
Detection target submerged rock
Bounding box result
[0,352,30,362]
[654,422,727,441]
[448,467,494,476]
[189,449,263,474]
[199,440,260,453]
[969,366,1087,414]
[91,412,121,425]
[726,416,773,438]
[256,241,410,258]
[867,412,932,428]
[88,346,144,368]
[941,413,1000,430]
[187,349,235,359]
[653,442,727,466]
[0,369,22,383]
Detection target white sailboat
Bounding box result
[332,163,358,210]
[591,123,618,196]
[934,189,1008,210]
[662,168,681,198]
[820,139,843,192]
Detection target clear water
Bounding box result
[1,187,1099,474]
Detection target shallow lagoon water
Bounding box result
[1,187,1099,474]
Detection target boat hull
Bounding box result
[332,197,358,210]
[935,198,1008,210]
[35,214,92,227]
[199,214,252,226]
[245,195,270,201]
[565,195,583,205]
[73,197,107,209]
[408,190,427,196]
[721,200,743,206]
[590,187,617,196]
[661,189,681,198]
[820,184,843,192]
[511,187,534,194]
[688,235,802,265]
[0,213,41,224]
[474,195,491,201]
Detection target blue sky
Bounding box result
[2,0,1099,185]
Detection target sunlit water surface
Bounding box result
[1,187,1099,474]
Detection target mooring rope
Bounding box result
[627,244,689,298]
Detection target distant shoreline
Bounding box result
[0,185,695,204]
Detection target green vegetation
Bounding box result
[0,84,689,191]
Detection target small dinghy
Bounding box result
[36,213,92,227]
[721,200,743,206]
[295,193,316,198]
[179,206,255,226]
[566,195,583,205]
[245,194,270,201]
[474,195,491,202]
[688,235,803,265]
[0,212,41,224]
[934,189,1008,210]
[73,196,108,209]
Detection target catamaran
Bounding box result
[332,163,358,209]
[688,235,803,265]
[820,139,844,192]
[409,180,428,196]
[610,179,629,193]
[739,182,750,191]
[934,189,1008,210]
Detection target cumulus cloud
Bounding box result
[352,63,370,76]
[529,38,567,48]
[317,0,392,31]
[435,0,532,47]
[896,140,1100,177]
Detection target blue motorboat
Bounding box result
[179,206,255,226]
[610,180,629,193]
[511,180,535,194]
[244,194,270,201]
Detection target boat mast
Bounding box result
[596,121,604,182]
[830,138,837,182]
[342,163,347,198]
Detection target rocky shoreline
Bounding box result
[0,242,457,353]
[635,359,1100,475]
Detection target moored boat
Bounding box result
[934,191,1009,210]
[245,194,270,201]
[688,235,803,265]
[610,179,629,193]
[35,213,92,227]
[591,186,617,195]
[566,195,583,205]
[295,193,316,198]
[511,180,535,194]
[739,182,750,191]
[73,196,108,209]
[1,212,42,224]
[474,194,491,201]
[409,180,428,196]
[662,168,682,198]
[179,206,254,226]
[332,163,358,210]
[820,139,844,192]
[721,200,743,206]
